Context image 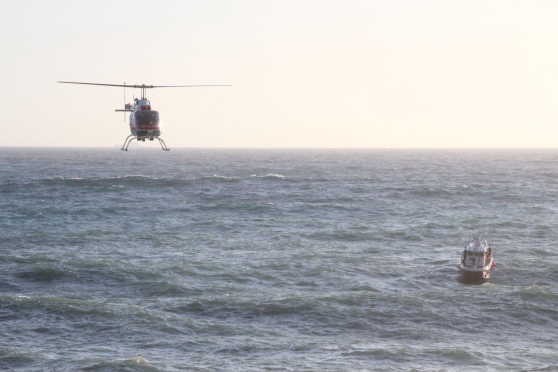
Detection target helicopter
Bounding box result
[58,81,231,151]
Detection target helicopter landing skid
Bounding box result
[120,135,135,151]
[157,137,170,151]
[120,135,170,151]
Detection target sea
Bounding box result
[1,148,557,371]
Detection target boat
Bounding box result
[457,236,495,282]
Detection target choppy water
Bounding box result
[1,148,557,371]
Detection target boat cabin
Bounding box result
[462,237,492,268]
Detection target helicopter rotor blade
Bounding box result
[150,85,233,88]
[58,81,232,88]
[58,81,131,88]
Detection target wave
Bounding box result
[250,174,286,180]
[0,350,157,372]
[411,188,453,198]
[81,356,156,371]
[424,347,485,362]
[0,347,44,369]
[342,346,409,358]
[0,294,116,318]
[303,230,378,242]
[6,174,298,191]
[15,266,75,282]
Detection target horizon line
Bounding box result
[2,146,558,150]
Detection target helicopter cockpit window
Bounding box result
[135,111,159,126]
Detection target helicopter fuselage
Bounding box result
[116,97,169,150]
[128,99,161,140]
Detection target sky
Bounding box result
[2,0,558,148]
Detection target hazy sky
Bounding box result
[2,0,558,148]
